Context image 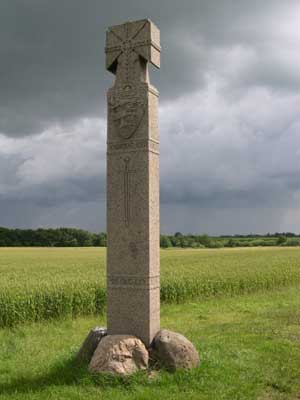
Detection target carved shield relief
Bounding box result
[108,84,146,139]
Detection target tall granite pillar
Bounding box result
[105,19,161,346]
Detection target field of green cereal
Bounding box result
[1,247,300,399]
[1,247,300,327]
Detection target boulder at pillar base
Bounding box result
[152,329,200,371]
[88,335,149,375]
[76,327,107,365]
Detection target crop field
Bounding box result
[1,247,300,327]
[1,247,300,399]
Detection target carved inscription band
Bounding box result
[108,274,160,289]
[108,139,159,154]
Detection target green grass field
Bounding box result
[1,287,300,399]
[2,247,300,327]
[1,247,300,399]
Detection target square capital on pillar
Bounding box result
[105,19,161,74]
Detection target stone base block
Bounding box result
[151,329,200,371]
[76,327,107,365]
[89,335,149,375]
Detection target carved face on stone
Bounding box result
[109,87,146,139]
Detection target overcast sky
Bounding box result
[1,0,300,234]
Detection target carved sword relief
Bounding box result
[123,157,136,226]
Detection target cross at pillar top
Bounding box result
[105,19,161,86]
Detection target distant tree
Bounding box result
[180,238,190,248]
[160,235,172,248]
[99,233,107,246]
[1,227,300,248]
[66,238,78,247]
[286,232,295,237]
[227,238,236,247]
[277,236,287,245]
[170,236,181,247]
[198,234,211,247]
[91,234,99,246]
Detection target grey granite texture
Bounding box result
[88,335,149,375]
[105,19,161,347]
[152,329,200,371]
[76,327,107,364]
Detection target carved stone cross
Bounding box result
[105,19,160,86]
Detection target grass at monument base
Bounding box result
[1,286,300,400]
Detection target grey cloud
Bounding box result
[160,204,293,235]
[0,198,106,232]
[0,117,106,207]
[1,0,300,233]
[7,177,105,207]
[158,82,300,215]
[1,0,298,136]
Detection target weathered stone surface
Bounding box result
[88,335,149,375]
[153,330,200,371]
[76,327,107,364]
[105,19,161,346]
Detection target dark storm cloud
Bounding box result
[0,117,106,213]
[1,0,298,136]
[0,198,106,232]
[1,176,105,207]
[1,0,300,233]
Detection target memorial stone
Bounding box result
[105,19,161,346]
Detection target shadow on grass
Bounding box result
[0,356,150,396]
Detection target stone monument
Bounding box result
[77,19,200,375]
[105,18,161,347]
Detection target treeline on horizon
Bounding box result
[160,232,300,248]
[0,227,300,248]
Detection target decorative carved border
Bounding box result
[108,138,159,155]
[107,274,160,289]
